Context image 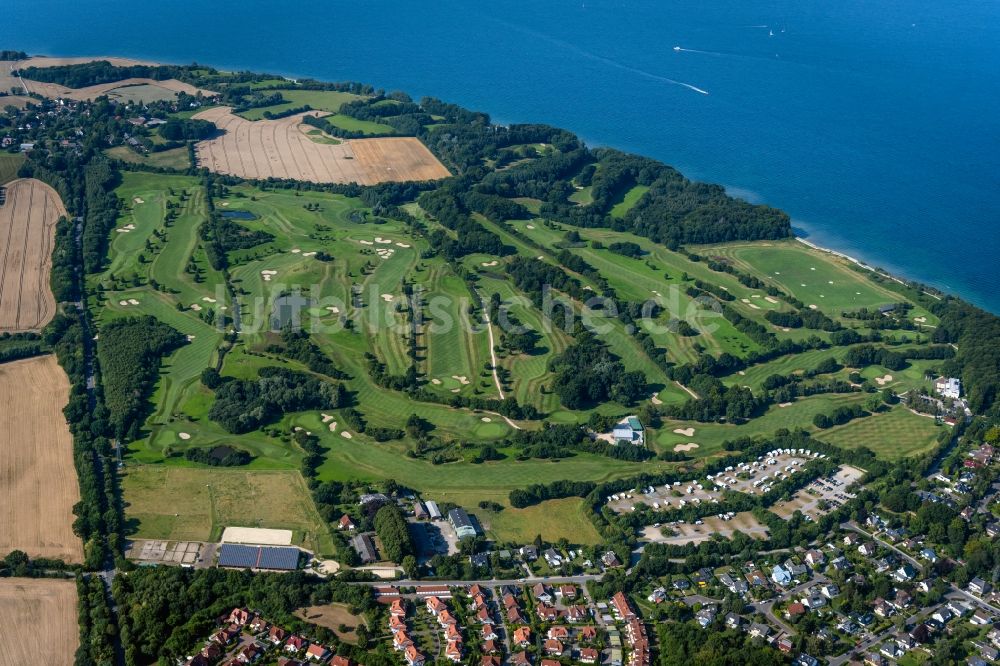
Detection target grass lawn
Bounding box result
[105,145,191,170]
[610,184,650,218]
[816,405,946,459]
[704,240,901,312]
[237,90,363,120]
[296,604,368,644]
[310,433,668,506]
[122,466,335,555]
[653,392,871,457]
[0,152,25,184]
[321,113,395,135]
[481,498,603,545]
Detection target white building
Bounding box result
[935,377,961,400]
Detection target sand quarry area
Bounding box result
[192,106,451,185]
[0,56,215,101]
[0,179,67,332]
[0,355,82,562]
[0,578,78,666]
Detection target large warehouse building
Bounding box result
[217,544,301,571]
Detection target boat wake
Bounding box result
[483,14,710,96]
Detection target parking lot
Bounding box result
[607,450,819,514]
[771,465,865,520]
[642,512,771,545]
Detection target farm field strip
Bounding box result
[0,578,78,666]
[0,356,82,562]
[0,178,66,332]
[193,107,450,184]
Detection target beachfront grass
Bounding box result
[703,240,900,312]
[121,466,335,554]
[237,90,363,120]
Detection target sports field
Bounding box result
[121,466,335,555]
[192,107,450,184]
[0,355,82,563]
[0,578,78,666]
[0,178,66,332]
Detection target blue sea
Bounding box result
[8,0,1000,311]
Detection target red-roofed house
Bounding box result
[482,624,498,641]
[543,639,564,656]
[338,515,355,530]
[514,626,532,647]
[579,626,598,641]
[404,644,425,666]
[390,598,407,617]
[445,641,463,663]
[330,658,352,666]
[228,608,252,625]
[268,626,288,645]
[305,644,329,662]
[580,648,599,664]
[285,636,308,653]
[426,596,447,616]
[547,626,570,640]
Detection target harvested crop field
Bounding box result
[0,356,82,562]
[192,106,450,184]
[0,178,66,332]
[0,578,78,666]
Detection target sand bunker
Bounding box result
[526,224,535,229]
[764,296,779,304]
[431,378,442,385]
[261,269,278,282]
[291,248,301,254]
[186,335,196,341]
[778,402,793,408]
[381,294,394,302]
[481,260,499,267]
[808,304,818,309]
[914,316,927,323]
[340,431,353,439]
[302,251,316,257]
[201,297,216,303]
[741,298,750,304]
[749,303,761,309]
[674,443,700,452]
[673,427,696,437]
[178,432,191,440]
[325,306,340,314]
[481,417,492,422]
[650,394,662,405]
[359,240,374,246]
[321,413,334,423]
[452,375,470,385]
[395,242,410,248]
[375,237,392,244]
[117,300,128,306]
[329,422,338,432]
[133,197,144,204]
[874,374,894,386]
[190,303,202,311]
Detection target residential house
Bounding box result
[804,550,825,567]
[338,515,355,531]
[543,639,564,656]
[533,583,552,604]
[482,624,498,641]
[647,587,667,604]
[285,636,308,653]
[305,645,329,662]
[612,416,645,445]
[513,626,532,648]
[404,644,425,666]
[971,578,992,596]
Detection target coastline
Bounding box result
[794,236,941,302]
